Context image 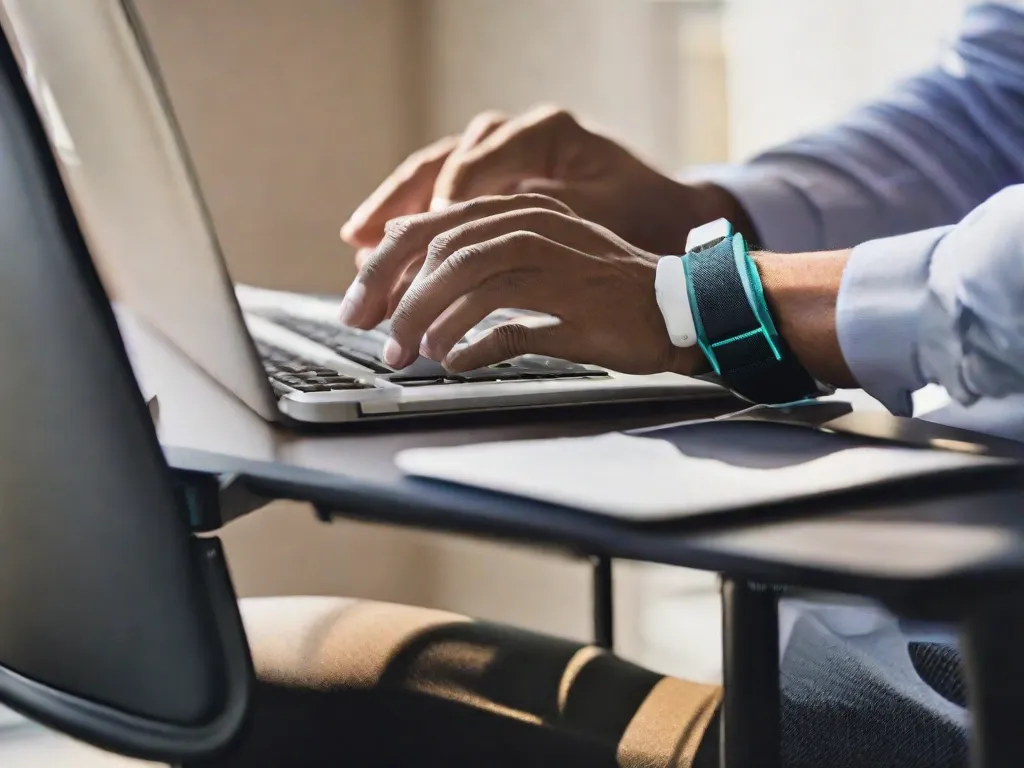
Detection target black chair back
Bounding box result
[0,25,250,764]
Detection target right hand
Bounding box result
[339,105,733,319]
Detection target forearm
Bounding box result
[755,184,1024,416]
[753,250,854,389]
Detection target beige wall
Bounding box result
[134,0,420,295]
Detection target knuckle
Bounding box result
[506,228,538,243]
[539,107,578,132]
[503,192,574,218]
[492,323,530,359]
[382,214,417,242]
[515,206,564,225]
[505,229,549,250]
[512,193,561,211]
[426,229,460,263]
[465,109,505,133]
[445,246,479,274]
[459,195,496,215]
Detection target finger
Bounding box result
[418,277,544,362]
[431,111,508,210]
[513,178,585,216]
[342,194,571,329]
[340,134,459,248]
[354,247,374,270]
[385,261,421,319]
[367,112,508,318]
[444,322,574,372]
[385,231,580,368]
[419,206,592,277]
[434,106,588,204]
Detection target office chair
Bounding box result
[0,16,255,766]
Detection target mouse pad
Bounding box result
[395,421,1013,522]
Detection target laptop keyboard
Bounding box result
[256,341,373,393]
[252,311,608,386]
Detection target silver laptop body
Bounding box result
[1,0,725,423]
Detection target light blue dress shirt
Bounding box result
[705,1,1024,437]
[696,5,1024,764]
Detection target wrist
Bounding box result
[634,177,759,257]
[751,250,856,389]
[689,183,761,247]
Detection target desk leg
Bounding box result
[591,555,614,650]
[719,578,781,768]
[962,594,1024,768]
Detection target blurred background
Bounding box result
[122,0,971,682]
[73,0,984,681]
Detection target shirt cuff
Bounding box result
[836,229,944,415]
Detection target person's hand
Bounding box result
[340,106,745,316]
[340,194,703,376]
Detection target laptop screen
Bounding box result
[0,0,278,418]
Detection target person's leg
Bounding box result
[780,605,970,768]
[190,597,722,768]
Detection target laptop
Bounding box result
[0,0,726,423]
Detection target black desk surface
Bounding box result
[120,310,1024,615]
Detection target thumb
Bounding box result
[444,321,572,372]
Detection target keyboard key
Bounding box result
[254,310,608,381]
[389,377,447,387]
[259,342,372,393]
[446,370,516,383]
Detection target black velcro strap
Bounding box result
[687,238,758,344]
[712,331,774,371]
[687,236,819,404]
[722,335,819,404]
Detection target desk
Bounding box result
[121,309,1024,768]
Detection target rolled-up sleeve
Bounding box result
[837,185,1024,415]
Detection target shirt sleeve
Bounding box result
[837,185,1024,415]
[693,1,1024,253]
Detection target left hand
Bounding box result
[341,194,703,376]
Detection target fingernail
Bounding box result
[429,196,452,212]
[339,280,366,325]
[383,338,404,367]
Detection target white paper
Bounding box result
[396,431,1007,521]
